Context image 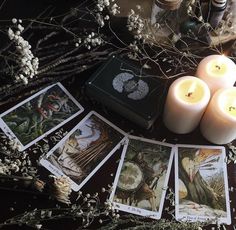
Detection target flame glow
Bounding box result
[187,81,196,97]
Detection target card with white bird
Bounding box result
[175,144,231,225]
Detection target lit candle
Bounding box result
[196,55,236,94]
[163,76,210,134]
[200,87,236,144]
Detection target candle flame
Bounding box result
[186,82,196,97]
[229,100,236,112]
[215,55,225,71]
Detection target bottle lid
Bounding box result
[211,0,227,8]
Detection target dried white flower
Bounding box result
[127,9,144,35]
[35,224,42,229]
[198,16,203,22]
[96,13,105,27]
[12,18,17,24]
[0,164,10,174]
[84,32,103,49]
[104,0,110,6]
[104,15,110,20]
[8,28,14,40]
[50,175,72,205]
[110,3,120,15]
[7,20,39,84]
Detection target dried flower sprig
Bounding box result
[0,187,119,229]
[8,19,39,85]
[99,215,204,230]
[0,135,38,178]
[49,175,72,205]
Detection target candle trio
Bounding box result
[163,54,236,145]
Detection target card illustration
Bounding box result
[40,111,126,191]
[110,136,174,219]
[0,83,84,151]
[175,145,231,225]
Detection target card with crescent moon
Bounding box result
[0,83,84,151]
[110,136,174,219]
[175,144,231,225]
[40,111,126,191]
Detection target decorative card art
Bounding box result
[175,144,231,225]
[110,135,174,219]
[0,83,84,151]
[40,111,126,191]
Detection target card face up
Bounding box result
[110,135,174,219]
[175,144,231,225]
[40,111,126,191]
[0,83,84,151]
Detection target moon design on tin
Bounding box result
[112,72,149,100]
[117,161,143,192]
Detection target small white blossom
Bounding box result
[110,3,120,15]
[35,224,42,229]
[17,24,24,32]
[104,15,110,20]
[8,28,14,40]
[96,13,105,27]
[198,16,203,22]
[12,18,17,24]
[127,9,144,36]
[7,20,39,84]
[83,32,103,49]
[0,164,10,174]
[104,0,110,6]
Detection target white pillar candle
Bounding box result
[196,54,236,94]
[163,76,210,134]
[200,87,236,144]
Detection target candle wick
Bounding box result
[229,106,236,112]
[186,92,193,97]
[215,65,221,70]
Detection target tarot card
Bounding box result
[0,83,84,151]
[175,144,231,225]
[40,111,126,191]
[110,135,174,219]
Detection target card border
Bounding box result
[175,144,231,225]
[110,135,174,219]
[0,82,84,151]
[40,110,127,191]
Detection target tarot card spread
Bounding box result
[110,136,174,219]
[40,111,126,191]
[0,83,84,151]
[175,145,231,225]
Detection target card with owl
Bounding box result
[40,111,126,191]
[175,144,231,225]
[109,135,174,219]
